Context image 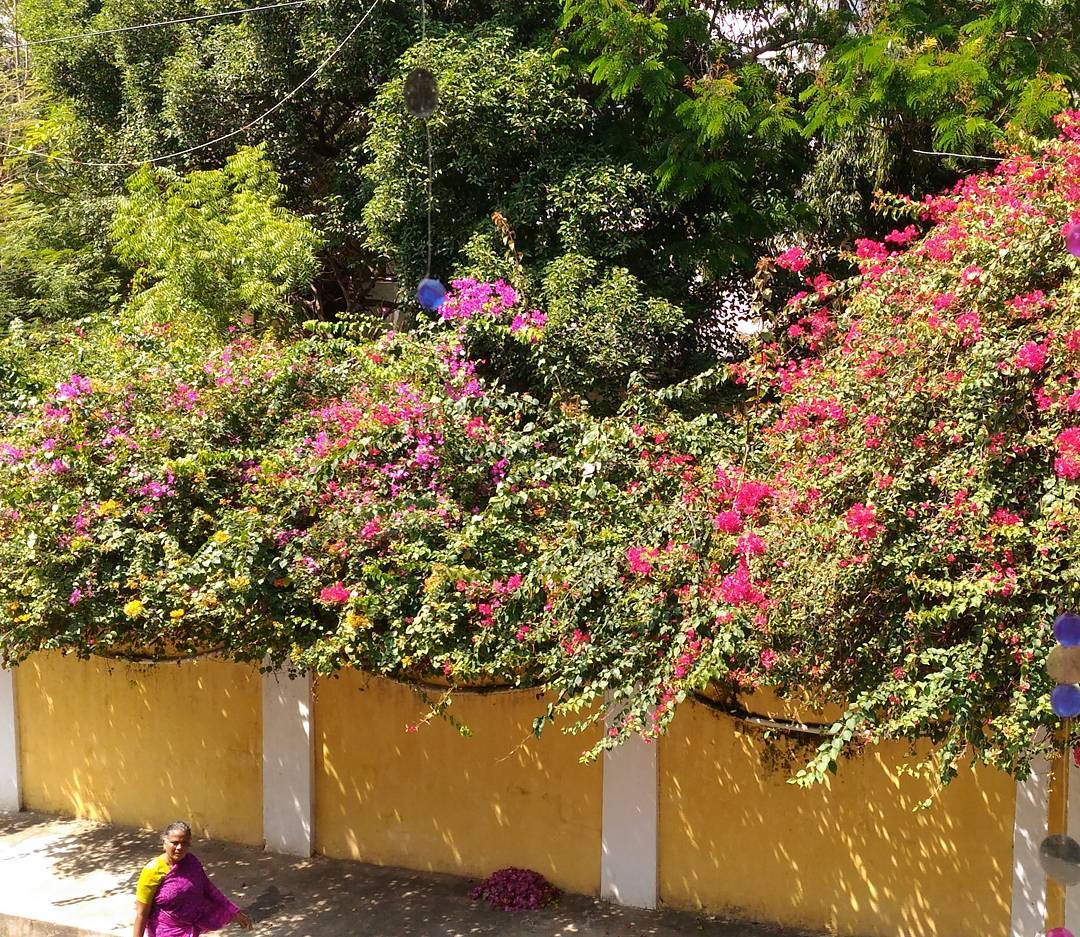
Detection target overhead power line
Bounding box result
[15,0,318,49]
[0,0,383,168]
[911,148,1004,162]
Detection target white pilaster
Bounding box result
[1012,752,1050,937]
[601,730,658,909]
[1067,748,1080,933]
[0,668,20,812]
[261,667,314,856]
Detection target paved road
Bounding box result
[0,812,821,937]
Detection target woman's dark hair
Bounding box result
[162,820,191,840]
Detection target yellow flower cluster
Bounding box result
[344,611,372,632]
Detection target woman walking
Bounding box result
[133,821,253,937]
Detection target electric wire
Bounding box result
[420,0,433,277]
[0,0,383,168]
[425,121,433,277]
[912,148,1005,162]
[15,0,317,48]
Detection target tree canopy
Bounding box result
[5,0,1077,341]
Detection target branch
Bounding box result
[90,645,228,665]
[692,691,836,736]
[734,35,831,66]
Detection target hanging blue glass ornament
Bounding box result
[416,277,447,310]
[1051,684,1080,718]
[1066,222,1080,259]
[404,68,439,119]
[1055,612,1080,646]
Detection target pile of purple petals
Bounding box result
[468,867,561,911]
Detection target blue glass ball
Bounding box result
[417,277,447,311]
[1051,684,1080,718]
[1055,612,1080,646]
[1066,222,1080,259]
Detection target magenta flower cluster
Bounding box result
[438,278,546,333]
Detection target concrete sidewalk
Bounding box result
[0,812,821,937]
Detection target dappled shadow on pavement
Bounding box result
[0,812,151,905]
[1,812,823,937]
[195,840,822,937]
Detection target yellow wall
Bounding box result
[314,671,602,894]
[15,652,262,846]
[659,699,1015,937]
[12,653,1022,934]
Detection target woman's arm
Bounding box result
[200,864,252,930]
[132,901,150,937]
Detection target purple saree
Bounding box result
[147,854,239,937]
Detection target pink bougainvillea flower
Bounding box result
[855,238,888,262]
[954,310,982,345]
[990,508,1022,527]
[733,481,773,515]
[713,509,743,533]
[626,546,659,575]
[883,224,918,246]
[1053,455,1078,482]
[845,503,883,542]
[319,582,351,604]
[1014,341,1047,372]
[561,629,591,654]
[717,561,765,607]
[1055,428,1080,479]
[55,374,91,401]
[775,246,809,273]
[735,532,767,556]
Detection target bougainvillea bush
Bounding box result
[598,110,1080,782]
[2,114,1080,784]
[734,111,1080,781]
[0,328,329,661]
[546,111,1080,781]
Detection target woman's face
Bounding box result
[163,829,191,865]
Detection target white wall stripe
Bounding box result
[262,667,314,856]
[0,668,20,813]
[600,726,658,909]
[1065,747,1080,934]
[1012,752,1050,937]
